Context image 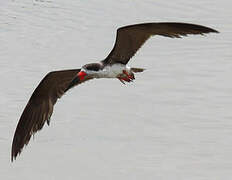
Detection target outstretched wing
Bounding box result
[11,69,92,161]
[103,22,218,65]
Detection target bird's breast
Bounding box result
[97,64,129,78]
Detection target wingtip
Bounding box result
[213,29,219,33]
[11,144,19,162]
[11,155,13,162]
[11,155,15,162]
[11,129,25,162]
[11,148,17,162]
[11,145,23,162]
[11,138,16,162]
[208,27,219,33]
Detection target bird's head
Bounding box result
[79,63,103,80]
[77,71,87,81]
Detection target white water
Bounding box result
[0,0,231,179]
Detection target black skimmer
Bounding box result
[11,22,218,161]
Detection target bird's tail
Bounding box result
[131,68,145,73]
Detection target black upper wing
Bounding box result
[11,69,92,161]
[103,22,218,65]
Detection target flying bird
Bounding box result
[11,22,218,161]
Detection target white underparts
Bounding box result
[86,64,131,79]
